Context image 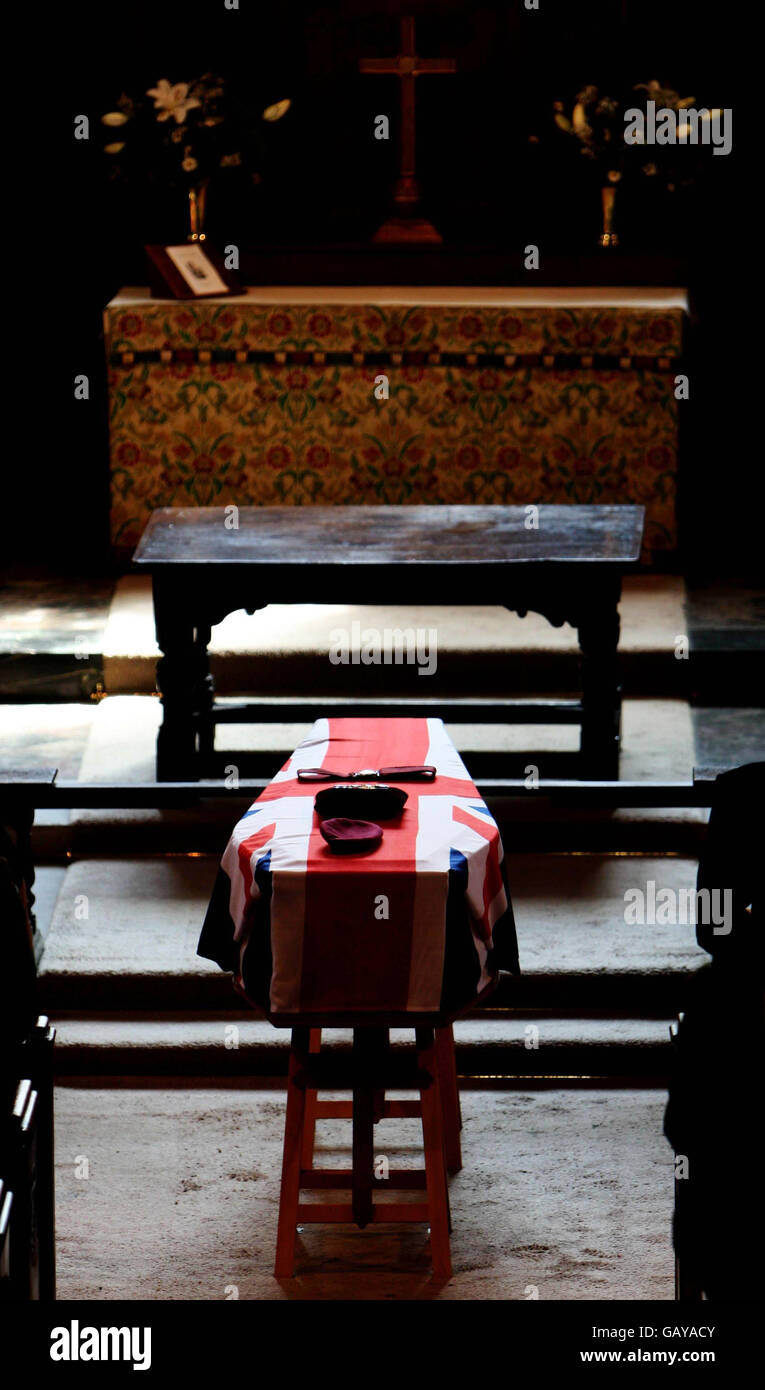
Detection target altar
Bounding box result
[105,285,687,559]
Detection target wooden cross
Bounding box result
[359,15,456,244]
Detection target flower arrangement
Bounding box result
[552,80,706,191]
[554,86,625,187]
[101,73,290,209]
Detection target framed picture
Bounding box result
[145,242,245,299]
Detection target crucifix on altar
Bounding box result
[359,14,456,244]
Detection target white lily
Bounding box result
[263,98,291,122]
[572,102,591,136]
[146,79,201,125]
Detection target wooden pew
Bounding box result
[0,773,57,1301]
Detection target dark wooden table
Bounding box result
[133,503,644,782]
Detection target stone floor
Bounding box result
[54,1085,674,1300]
[692,707,765,769]
[0,577,112,700]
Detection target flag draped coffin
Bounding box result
[198,718,519,1017]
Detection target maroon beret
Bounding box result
[319,818,383,854]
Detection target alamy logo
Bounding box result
[50,1321,151,1371]
[624,100,732,156]
[329,621,438,676]
[624,881,732,934]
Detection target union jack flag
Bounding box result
[198,717,519,1016]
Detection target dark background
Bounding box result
[14,0,748,573]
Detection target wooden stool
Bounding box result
[274,1023,462,1278]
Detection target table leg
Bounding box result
[416,1027,453,1279]
[435,1024,462,1175]
[352,1030,385,1229]
[154,580,215,781]
[300,1028,322,1169]
[274,1028,310,1278]
[577,580,623,780]
[196,628,216,770]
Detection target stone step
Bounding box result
[101,575,689,697]
[58,693,705,857]
[51,1014,675,1079]
[38,853,708,1016]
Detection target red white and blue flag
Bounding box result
[198,717,519,1016]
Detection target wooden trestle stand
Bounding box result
[274,1022,462,1279]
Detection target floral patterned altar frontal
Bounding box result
[197,717,519,1019]
[106,286,687,559]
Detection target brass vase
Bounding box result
[187,181,208,242]
[599,185,619,248]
